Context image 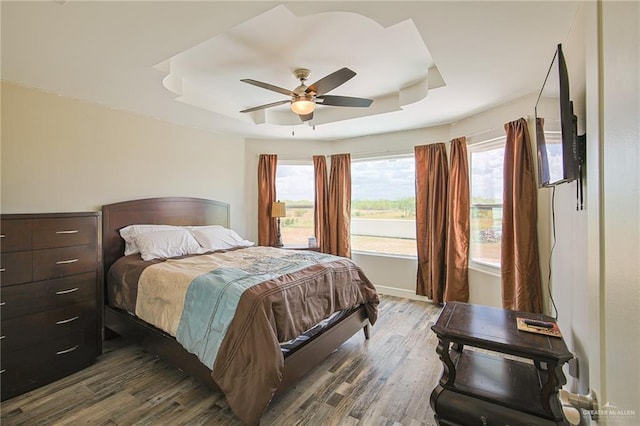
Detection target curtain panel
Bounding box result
[257,154,278,247]
[414,143,449,303]
[313,155,329,253]
[444,137,470,302]
[501,118,543,313]
[328,153,351,258]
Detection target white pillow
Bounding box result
[133,229,202,261]
[190,225,254,252]
[119,224,180,255]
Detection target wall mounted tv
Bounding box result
[535,43,585,188]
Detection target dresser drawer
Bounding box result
[0,251,33,286]
[0,219,32,252]
[1,272,96,320]
[1,300,96,353]
[0,212,101,401]
[32,217,97,249]
[1,330,97,401]
[33,245,97,281]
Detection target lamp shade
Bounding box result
[290,96,315,115]
[271,201,286,218]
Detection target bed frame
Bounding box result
[102,197,371,395]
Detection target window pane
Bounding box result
[470,145,504,267]
[351,157,416,256]
[276,164,315,245]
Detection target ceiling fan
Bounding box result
[239,67,373,122]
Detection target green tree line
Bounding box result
[283,197,498,211]
[282,197,418,216]
[352,197,416,215]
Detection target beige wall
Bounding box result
[0,75,545,310]
[549,0,640,416]
[597,0,639,416]
[1,82,248,233]
[541,4,590,396]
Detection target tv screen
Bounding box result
[535,44,581,187]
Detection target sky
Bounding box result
[351,157,415,200]
[276,158,416,202]
[470,148,504,203]
[276,164,315,202]
[276,152,506,203]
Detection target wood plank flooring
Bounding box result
[1,295,443,425]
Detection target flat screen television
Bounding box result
[535,43,585,187]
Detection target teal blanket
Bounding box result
[175,250,339,367]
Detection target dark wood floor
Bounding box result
[1,295,443,425]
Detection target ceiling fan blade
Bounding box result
[306,67,356,96]
[317,95,373,108]
[299,111,314,122]
[240,99,291,113]
[241,79,295,97]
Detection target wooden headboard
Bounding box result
[101,197,230,276]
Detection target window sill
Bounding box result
[351,250,417,261]
[469,261,501,278]
[350,252,501,276]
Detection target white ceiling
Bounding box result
[1,1,581,141]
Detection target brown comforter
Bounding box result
[108,247,379,424]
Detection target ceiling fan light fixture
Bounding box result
[290,96,315,115]
[240,67,371,119]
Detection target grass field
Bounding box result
[280,204,501,264]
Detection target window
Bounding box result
[275,163,315,245]
[351,156,416,257]
[469,139,505,268]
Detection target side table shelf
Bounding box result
[430,302,573,426]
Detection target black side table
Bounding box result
[430,302,573,425]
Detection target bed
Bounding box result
[101,197,379,424]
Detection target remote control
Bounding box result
[524,319,554,329]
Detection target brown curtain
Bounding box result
[414,143,449,303]
[313,155,329,253]
[257,154,278,247]
[444,137,470,302]
[328,153,351,258]
[501,118,543,313]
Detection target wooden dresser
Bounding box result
[0,212,103,401]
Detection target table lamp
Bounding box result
[271,201,286,247]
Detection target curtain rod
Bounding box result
[255,154,314,162]
[350,149,415,161]
[256,149,415,162]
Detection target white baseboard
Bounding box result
[375,285,432,303]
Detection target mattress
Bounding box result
[106,246,379,424]
[107,250,357,350]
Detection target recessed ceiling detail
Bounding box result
[155,4,441,128]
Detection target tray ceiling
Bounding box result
[1,1,581,141]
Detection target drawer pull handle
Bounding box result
[56,345,79,355]
[0,302,5,306]
[0,234,5,238]
[0,268,5,272]
[56,287,79,295]
[56,316,79,325]
[56,230,79,234]
[0,335,5,340]
[0,369,5,374]
[56,259,79,265]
